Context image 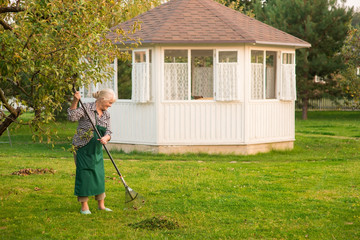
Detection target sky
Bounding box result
[343,0,360,10]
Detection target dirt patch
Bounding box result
[12,168,56,176]
[128,216,179,230]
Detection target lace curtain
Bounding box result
[192,67,213,98]
[215,63,238,101]
[281,64,296,100]
[132,62,150,103]
[266,67,275,99]
[251,63,263,99]
[164,63,188,100]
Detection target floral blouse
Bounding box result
[67,102,112,148]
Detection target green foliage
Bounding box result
[118,0,161,22]
[0,0,161,140]
[338,27,360,107]
[255,0,353,119]
[216,0,258,16]
[352,11,360,27]
[117,57,132,100]
[216,0,244,12]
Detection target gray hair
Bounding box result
[92,89,116,101]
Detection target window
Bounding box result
[251,50,277,100]
[191,50,213,100]
[117,51,132,99]
[163,49,240,101]
[132,49,151,103]
[81,49,152,102]
[314,75,325,84]
[215,50,239,101]
[282,53,294,64]
[281,53,296,100]
[219,51,237,63]
[135,51,146,63]
[164,50,189,100]
[80,58,117,99]
[266,52,277,99]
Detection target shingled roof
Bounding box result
[109,0,311,48]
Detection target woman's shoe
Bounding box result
[80,209,91,214]
[98,207,112,212]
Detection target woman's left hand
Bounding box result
[98,135,111,145]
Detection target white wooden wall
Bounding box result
[158,102,245,144]
[247,101,295,143]
[109,100,294,145]
[109,102,157,144]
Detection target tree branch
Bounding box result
[0,6,24,14]
[15,0,21,8]
[23,31,35,51]
[45,46,69,56]
[0,88,18,116]
[0,19,20,37]
[44,41,78,56]
[6,77,31,98]
[30,71,41,98]
[0,19,12,30]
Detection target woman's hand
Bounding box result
[98,135,111,145]
[70,91,81,110]
[74,91,81,100]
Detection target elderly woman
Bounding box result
[68,89,116,214]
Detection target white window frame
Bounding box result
[250,49,279,101]
[280,51,296,101]
[214,49,240,101]
[187,49,191,101]
[162,48,190,101]
[163,47,218,102]
[162,47,244,102]
[132,49,150,103]
[191,49,215,100]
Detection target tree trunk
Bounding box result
[302,97,308,120]
[0,107,22,136]
[34,108,41,120]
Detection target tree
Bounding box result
[119,0,161,21]
[338,26,360,107]
[0,0,158,141]
[255,0,353,119]
[216,0,258,16]
[352,11,360,27]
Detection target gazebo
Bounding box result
[83,0,311,154]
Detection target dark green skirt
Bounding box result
[74,125,106,197]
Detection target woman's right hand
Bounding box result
[74,91,81,100]
[70,91,81,110]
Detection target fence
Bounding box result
[296,98,360,111]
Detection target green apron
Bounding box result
[74,123,106,197]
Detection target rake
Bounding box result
[77,94,145,210]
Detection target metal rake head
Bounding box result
[124,186,145,210]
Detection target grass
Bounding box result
[0,111,359,239]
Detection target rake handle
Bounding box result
[74,90,128,188]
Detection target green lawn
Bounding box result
[0,111,359,239]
